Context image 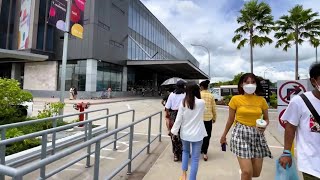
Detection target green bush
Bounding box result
[270,93,277,109]
[0,78,33,125]
[3,102,67,155]
[223,95,233,105]
[5,128,40,156]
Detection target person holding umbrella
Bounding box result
[165,80,186,161]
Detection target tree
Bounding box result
[310,37,320,63]
[275,5,320,80]
[0,78,33,124]
[232,0,274,73]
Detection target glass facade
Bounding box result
[127,0,199,67]
[0,0,16,49]
[36,0,54,51]
[97,62,123,92]
[58,60,87,91]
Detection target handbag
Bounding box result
[300,94,320,124]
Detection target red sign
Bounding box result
[278,108,286,128]
[279,81,306,104]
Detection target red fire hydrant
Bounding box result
[73,102,90,127]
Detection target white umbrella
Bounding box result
[161,77,187,86]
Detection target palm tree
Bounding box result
[275,5,320,80]
[310,37,320,63]
[232,0,274,73]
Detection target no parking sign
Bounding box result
[277,80,309,131]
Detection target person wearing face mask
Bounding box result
[280,62,320,180]
[220,73,272,180]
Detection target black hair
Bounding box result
[237,73,263,95]
[183,82,201,110]
[310,62,320,79]
[168,87,175,92]
[174,82,186,94]
[200,80,210,89]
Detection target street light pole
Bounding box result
[59,0,72,113]
[191,44,210,79]
[263,67,275,79]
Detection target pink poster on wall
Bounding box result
[18,0,32,49]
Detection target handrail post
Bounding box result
[0,129,6,180]
[159,112,162,142]
[40,133,48,179]
[147,117,152,154]
[132,110,135,122]
[106,109,109,133]
[113,115,119,151]
[93,141,101,180]
[127,125,134,175]
[51,118,57,155]
[84,113,88,141]
[86,121,93,167]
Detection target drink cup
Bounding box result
[256,119,267,128]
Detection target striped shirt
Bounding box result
[200,90,217,121]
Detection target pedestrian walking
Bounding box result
[171,82,207,180]
[165,80,186,162]
[161,87,175,106]
[220,73,272,180]
[107,87,112,99]
[69,87,74,100]
[73,87,77,100]
[280,62,320,180]
[199,80,217,161]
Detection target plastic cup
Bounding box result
[256,119,267,128]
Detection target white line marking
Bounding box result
[269,145,283,149]
[119,131,170,138]
[90,155,115,160]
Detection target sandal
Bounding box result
[203,154,208,161]
[174,155,179,162]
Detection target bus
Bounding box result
[210,85,239,101]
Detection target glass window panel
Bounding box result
[0,0,10,49]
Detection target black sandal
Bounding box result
[174,155,179,162]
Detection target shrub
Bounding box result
[5,128,40,156]
[270,93,277,109]
[0,78,33,125]
[223,95,233,105]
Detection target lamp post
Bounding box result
[263,67,275,79]
[191,44,210,79]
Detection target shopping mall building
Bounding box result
[0,0,207,97]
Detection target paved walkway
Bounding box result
[142,107,303,180]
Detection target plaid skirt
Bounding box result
[230,122,273,159]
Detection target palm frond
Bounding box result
[236,38,249,49]
[232,34,243,43]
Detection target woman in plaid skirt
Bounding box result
[220,73,272,180]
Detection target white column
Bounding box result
[85,59,97,92]
[122,66,128,91]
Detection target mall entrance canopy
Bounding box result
[0,49,48,63]
[126,60,208,79]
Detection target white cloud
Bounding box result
[141,0,320,83]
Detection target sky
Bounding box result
[140,0,320,83]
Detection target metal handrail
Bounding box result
[0,107,110,130]
[0,111,162,180]
[0,110,133,146]
[0,108,136,180]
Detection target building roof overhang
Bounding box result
[126,60,208,79]
[0,49,48,62]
